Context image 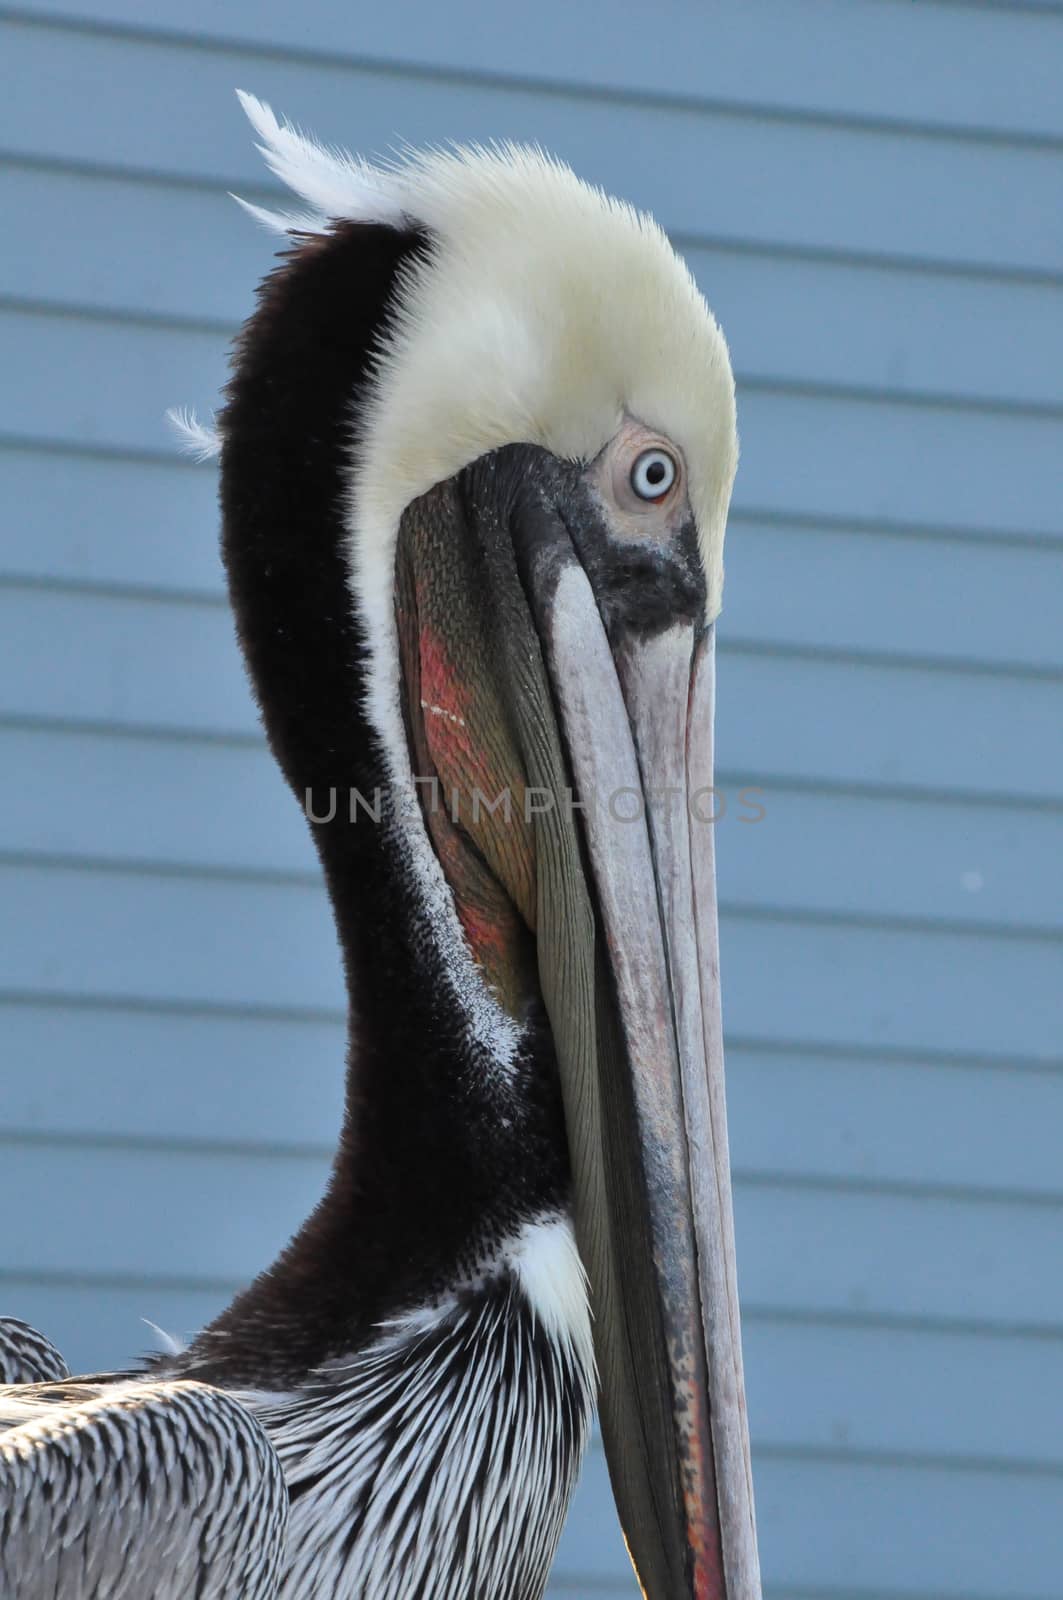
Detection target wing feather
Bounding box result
[1,1378,288,1599]
[0,1319,69,1386]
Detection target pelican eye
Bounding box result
[630,448,677,501]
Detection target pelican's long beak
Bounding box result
[397,444,760,1599]
[540,598,759,1600]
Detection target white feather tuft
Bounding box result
[235,90,406,228]
[508,1213,594,1376]
[141,1318,186,1356]
[166,406,222,462]
[230,192,326,237]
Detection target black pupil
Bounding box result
[645,458,667,486]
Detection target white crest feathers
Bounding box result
[234,90,408,231]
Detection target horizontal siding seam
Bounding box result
[714,771,1063,817]
[0,849,319,890]
[558,1435,1063,1483]
[736,1167,1063,1211]
[0,986,346,1023]
[0,1127,331,1162]
[4,434,1061,550]
[2,713,1060,815]
[0,292,236,340]
[759,1587,1048,1600]
[3,852,1061,946]
[3,452,1058,562]
[721,635,1063,685]
[6,1129,1063,1212]
[725,1032,1063,1079]
[739,373,1063,424]
[0,1264,241,1293]
[7,294,1063,424]
[0,430,203,469]
[0,710,264,749]
[4,5,1063,153]
[741,1302,1063,1344]
[729,506,1063,555]
[2,851,1060,945]
[1,998,1057,1081]
[5,578,1063,685]
[0,573,230,610]
[0,574,227,608]
[926,0,1063,16]
[7,298,1063,425]
[7,1268,1063,1346]
[747,1440,1063,1481]
[722,902,1063,950]
[8,151,1063,292]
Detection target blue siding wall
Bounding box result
[2,2,1062,1594]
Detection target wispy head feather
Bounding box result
[166,406,222,462]
[234,90,407,230]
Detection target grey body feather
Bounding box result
[0,1320,69,1386]
[0,1347,288,1600]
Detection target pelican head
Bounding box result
[214,94,757,1598]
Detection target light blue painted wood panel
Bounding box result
[737,386,1063,541]
[0,309,225,456]
[0,1256,633,1589]
[0,586,251,735]
[755,1453,1063,1600]
[728,1052,1063,1199]
[16,0,1063,140]
[0,862,345,1014]
[5,727,1062,935]
[7,309,1061,540]
[552,1576,633,1598]
[9,162,1063,414]
[8,447,1063,676]
[722,914,1063,1062]
[0,1003,345,1149]
[4,862,1062,1061]
[0,164,267,328]
[735,1180,1063,1328]
[5,1141,1063,1329]
[5,20,1063,275]
[0,449,224,595]
[718,651,1063,804]
[0,726,318,877]
[5,587,1062,802]
[726,521,1063,671]
[718,784,1063,934]
[0,1275,236,1372]
[5,1004,1063,1200]
[560,1444,1063,1597]
[0,1142,331,1280]
[550,1452,665,1588]
[706,246,1063,412]
[744,1317,1063,1467]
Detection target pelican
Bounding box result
[1,95,760,1599]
